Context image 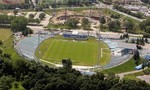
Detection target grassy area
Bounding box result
[0,28,22,61]
[102,58,137,74]
[11,82,25,90]
[44,9,63,15]
[46,23,69,29]
[124,71,145,80]
[35,35,111,66]
[0,29,12,41]
[0,29,25,89]
[106,8,140,23]
[3,35,22,60]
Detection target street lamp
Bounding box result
[96,16,101,68]
[53,0,56,16]
[37,31,42,60]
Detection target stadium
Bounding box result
[15,30,134,69]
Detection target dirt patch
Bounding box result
[137,75,150,83]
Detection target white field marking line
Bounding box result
[40,59,56,66]
[101,48,109,58]
[40,59,94,69]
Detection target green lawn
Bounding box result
[35,36,111,66]
[102,58,136,74]
[124,71,145,80]
[0,28,22,61]
[0,29,12,41]
[11,82,25,90]
[102,58,144,74]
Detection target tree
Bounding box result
[0,40,3,45]
[124,20,134,33]
[136,38,140,44]
[131,39,135,43]
[133,49,140,65]
[146,26,150,33]
[139,17,150,33]
[11,16,28,35]
[13,10,18,15]
[62,58,72,69]
[0,48,3,55]
[14,82,19,88]
[120,35,123,39]
[35,18,40,24]
[3,53,11,59]
[0,76,14,90]
[132,23,140,34]
[99,16,106,24]
[65,18,79,29]
[141,37,145,45]
[81,18,90,30]
[145,38,148,43]
[39,13,46,20]
[108,20,121,31]
[29,14,34,19]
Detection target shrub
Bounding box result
[3,53,11,59]
[0,40,3,45]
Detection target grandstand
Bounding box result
[16,32,53,60]
[102,39,133,69]
[63,31,88,40]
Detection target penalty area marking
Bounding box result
[101,48,110,58]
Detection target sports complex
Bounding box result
[16,30,136,70]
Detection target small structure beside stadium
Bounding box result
[63,31,88,40]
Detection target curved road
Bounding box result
[97,2,145,22]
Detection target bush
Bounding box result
[145,38,149,43]
[143,33,150,38]
[0,40,3,45]
[3,53,11,59]
[29,14,34,19]
[0,49,3,55]
[143,68,150,75]
[14,82,18,88]
[131,39,135,43]
[39,13,46,20]
[120,35,123,39]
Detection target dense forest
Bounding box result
[0,55,150,90]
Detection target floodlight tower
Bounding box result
[96,16,101,68]
[53,0,56,16]
[89,0,92,17]
[97,2,102,68]
[37,31,41,61]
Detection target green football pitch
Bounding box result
[35,36,111,66]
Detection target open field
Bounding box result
[124,71,145,80]
[0,28,22,60]
[102,58,144,74]
[35,35,111,66]
[0,29,12,41]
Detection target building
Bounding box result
[63,31,88,40]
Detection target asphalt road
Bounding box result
[97,2,145,22]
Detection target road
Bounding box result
[97,2,145,22]
[116,70,143,79]
[40,13,52,26]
